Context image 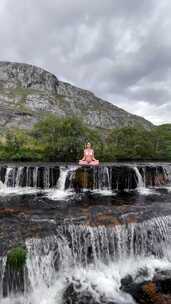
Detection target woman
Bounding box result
[79,143,99,165]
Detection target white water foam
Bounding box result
[46,189,74,201]
[0,187,43,196]
[92,189,115,196]
[1,257,171,304]
[138,187,161,196]
[1,216,170,304]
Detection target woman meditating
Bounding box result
[79,143,99,165]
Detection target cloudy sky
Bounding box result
[0,0,171,125]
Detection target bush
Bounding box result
[7,247,27,271]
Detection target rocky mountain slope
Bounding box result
[0,62,153,130]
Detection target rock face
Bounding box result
[0,61,153,130]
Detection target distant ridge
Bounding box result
[0,61,153,130]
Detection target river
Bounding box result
[0,162,171,304]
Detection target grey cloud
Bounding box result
[0,0,171,124]
[127,87,171,105]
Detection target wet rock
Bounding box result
[63,282,118,304]
[121,270,171,304]
[121,275,133,288]
[153,270,171,295]
[71,166,138,192]
[63,283,99,304]
[71,167,94,191]
[111,166,137,190]
[0,166,7,183]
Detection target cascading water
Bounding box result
[133,167,144,189]
[0,164,169,195]
[4,167,16,187]
[0,163,171,303]
[0,165,60,195]
[46,166,78,200]
[15,166,24,187]
[24,216,171,299]
[56,167,70,191]
[43,167,50,189]
[162,165,171,190]
[0,257,6,298]
[133,166,150,195]
[1,215,170,304]
[33,166,38,188]
[92,166,113,194]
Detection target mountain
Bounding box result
[0,62,153,130]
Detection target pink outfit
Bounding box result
[79,148,99,166]
[79,160,99,165]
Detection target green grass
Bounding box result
[7,247,27,271]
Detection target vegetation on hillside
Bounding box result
[0,114,170,161]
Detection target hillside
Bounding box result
[0,61,153,130]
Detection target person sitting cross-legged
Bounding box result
[79,142,99,165]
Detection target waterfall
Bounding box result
[99,166,112,190]
[25,167,31,187]
[33,167,38,188]
[0,216,171,303]
[0,166,60,192]
[0,257,6,298]
[56,166,70,191]
[4,167,16,187]
[43,167,50,189]
[46,166,78,200]
[0,164,169,195]
[0,165,78,197]
[15,167,24,187]
[133,167,144,189]
[163,165,171,185]
[93,166,112,193]
[25,215,171,275]
[56,216,171,264]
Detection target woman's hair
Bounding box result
[84,142,91,149]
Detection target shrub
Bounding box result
[7,247,27,271]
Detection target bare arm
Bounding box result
[81,149,86,161]
[92,149,96,161]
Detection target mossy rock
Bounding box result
[7,246,27,271]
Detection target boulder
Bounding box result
[121,270,171,304]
